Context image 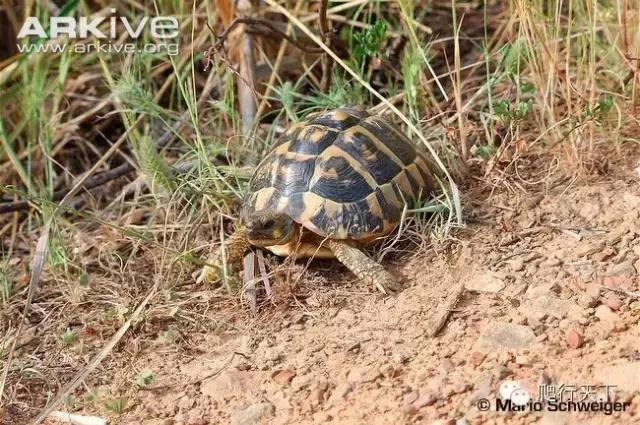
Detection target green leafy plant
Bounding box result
[104,397,127,414]
[61,329,77,346]
[353,20,387,60]
[136,370,155,387]
[493,100,532,122]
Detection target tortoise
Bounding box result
[199,107,437,294]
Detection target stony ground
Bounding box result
[33,152,640,425]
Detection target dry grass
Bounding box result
[0,0,638,421]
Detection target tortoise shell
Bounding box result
[242,107,436,241]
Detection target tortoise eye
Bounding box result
[262,219,275,228]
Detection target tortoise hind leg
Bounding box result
[327,240,401,294]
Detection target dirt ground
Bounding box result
[14,147,639,425]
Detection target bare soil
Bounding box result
[15,148,640,425]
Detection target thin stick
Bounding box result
[319,0,333,92]
[237,0,258,136]
[599,285,640,300]
[451,3,467,162]
[427,280,465,337]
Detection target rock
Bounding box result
[601,293,624,311]
[379,363,398,379]
[470,352,485,367]
[519,295,583,322]
[450,381,470,394]
[535,333,548,342]
[606,260,636,276]
[542,256,561,267]
[234,361,251,371]
[515,355,531,365]
[177,396,195,412]
[594,305,619,323]
[308,388,326,407]
[346,367,381,384]
[603,275,634,291]
[465,271,506,293]
[527,281,560,297]
[469,373,492,404]
[510,258,525,272]
[200,371,258,400]
[597,363,640,393]
[270,390,292,411]
[230,403,275,425]
[474,322,536,352]
[271,369,296,385]
[577,290,599,309]
[403,390,418,407]
[186,411,208,425]
[328,383,353,406]
[494,365,511,379]
[566,329,584,349]
[411,389,437,410]
[290,374,313,393]
[593,247,615,262]
[263,347,284,363]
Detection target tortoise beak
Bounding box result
[246,225,293,247]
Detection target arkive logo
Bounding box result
[16,10,179,55]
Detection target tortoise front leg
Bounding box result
[197,226,250,285]
[327,240,401,295]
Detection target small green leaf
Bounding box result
[501,39,530,76]
[521,81,535,93]
[513,101,533,120]
[493,100,510,118]
[474,145,497,160]
[78,272,90,286]
[598,95,614,113]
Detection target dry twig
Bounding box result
[318,0,333,92]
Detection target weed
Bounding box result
[135,369,155,387]
[104,397,127,414]
[61,329,77,346]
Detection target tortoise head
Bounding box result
[245,211,295,247]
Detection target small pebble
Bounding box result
[602,293,624,311]
[566,329,584,349]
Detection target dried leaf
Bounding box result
[216,0,235,26]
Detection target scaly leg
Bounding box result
[327,240,401,294]
[197,226,250,285]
